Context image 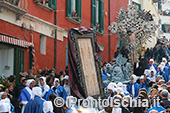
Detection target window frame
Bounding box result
[40,35,47,55]
[66,0,82,24]
[91,0,104,35]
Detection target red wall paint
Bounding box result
[0,0,129,73]
[110,0,129,59]
[27,1,54,23]
[56,37,67,73]
[57,0,128,63]
[0,20,55,72]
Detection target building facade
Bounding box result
[0,0,128,82]
[160,0,170,40]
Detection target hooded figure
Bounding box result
[18,79,35,113]
[0,92,11,113]
[117,82,129,95]
[148,70,156,82]
[107,82,116,97]
[144,69,151,77]
[116,87,124,94]
[161,61,170,83]
[148,59,158,72]
[39,77,52,100]
[63,75,71,96]
[139,75,148,91]
[24,87,53,113]
[52,78,67,101]
[162,57,170,67]
[126,75,140,97]
[158,63,169,83]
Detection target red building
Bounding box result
[0,0,128,83]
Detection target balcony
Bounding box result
[34,0,55,11]
[0,0,27,20]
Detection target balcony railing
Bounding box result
[0,0,27,20]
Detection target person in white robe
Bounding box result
[63,75,71,96]
[24,87,53,113]
[39,77,51,100]
[18,79,35,113]
[0,92,11,113]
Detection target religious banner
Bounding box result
[68,26,104,99]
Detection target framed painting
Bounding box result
[72,33,104,98]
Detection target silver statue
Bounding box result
[108,4,157,66]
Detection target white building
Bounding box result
[160,0,170,40]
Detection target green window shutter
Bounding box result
[91,0,96,30]
[14,48,24,85]
[162,24,166,32]
[76,0,82,23]
[66,45,68,67]
[99,0,104,34]
[66,0,72,17]
[133,2,141,10]
[49,0,56,10]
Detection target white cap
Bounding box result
[162,57,167,63]
[150,59,154,62]
[63,75,69,80]
[140,75,144,80]
[144,69,151,75]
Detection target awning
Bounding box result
[0,34,33,48]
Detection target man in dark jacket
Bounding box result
[161,90,170,108]
[114,47,120,58]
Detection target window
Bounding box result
[162,24,170,33]
[96,0,99,23]
[34,0,56,10]
[14,48,24,84]
[132,1,141,10]
[66,0,82,23]
[40,35,46,55]
[92,0,104,34]
[71,0,76,12]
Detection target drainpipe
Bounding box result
[54,1,57,69]
[108,0,111,62]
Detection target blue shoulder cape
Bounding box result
[24,96,44,113]
[18,87,32,102]
[126,82,140,97]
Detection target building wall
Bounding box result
[110,0,129,59]
[142,0,159,48]
[161,3,170,40]
[0,0,129,74]
[0,19,55,72]
[57,0,128,64]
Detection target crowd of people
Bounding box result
[0,67,73,113]
[0,38,170,113]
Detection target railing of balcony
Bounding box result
[3,0,27,10]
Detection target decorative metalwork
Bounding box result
[108,4,157,65]
[70,30,85,91]
[115,54,127,66]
